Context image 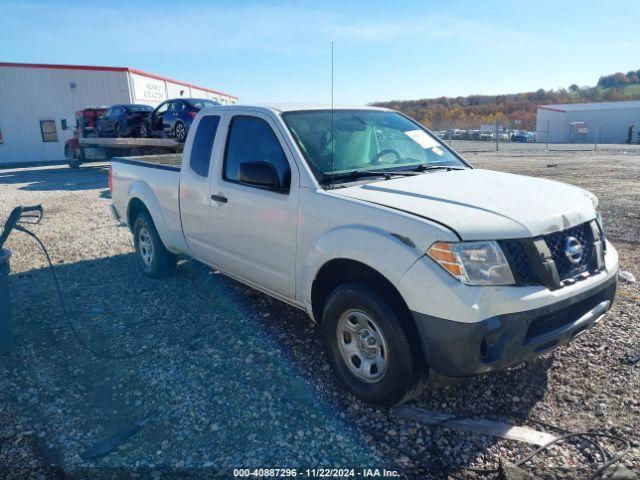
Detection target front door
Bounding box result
[208,113,298,299]
[164,101,181,136]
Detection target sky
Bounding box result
[1,0,638,104]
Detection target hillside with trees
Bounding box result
[374,69,640,131]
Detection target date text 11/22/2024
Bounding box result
[232,468,401,477]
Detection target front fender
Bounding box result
[299,224,424,310]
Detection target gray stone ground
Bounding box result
[0,142,638,479]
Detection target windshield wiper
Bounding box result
[337,169,418,181]
[321,169,416,188]
[413,164,466,172]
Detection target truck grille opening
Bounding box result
[499,239,538,285]
[543,222,595,281]
[499,221,601,288]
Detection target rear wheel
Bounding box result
[174,121,187,142]
[115,123,125,138]
[133,212,177,278]
[320,283,428,406]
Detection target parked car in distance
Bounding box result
[110,104,617,406]
[479,131,495,141]
[95,104,153,138]
[512,131,536,143]
[141,98,220,142]
[450,129,465,140]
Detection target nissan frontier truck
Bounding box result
[109,104,617,406]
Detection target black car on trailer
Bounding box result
[140,98,219,142]
[95,104,153,138]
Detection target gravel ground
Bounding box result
[0,143,639,479]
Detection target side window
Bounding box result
[40,120,57,142]
[223,116,290,192]
[190,115,220,177]
[156,102,169,114]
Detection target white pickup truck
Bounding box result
[110,104,618,406]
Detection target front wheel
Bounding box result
[133,212,177,278]
[321,283,428,406]
[174,121,187,142]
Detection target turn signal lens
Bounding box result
[427,241,515,286]
[427,243,461,277]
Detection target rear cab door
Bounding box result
[179,112,223,261]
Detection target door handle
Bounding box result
[211,194,228,203]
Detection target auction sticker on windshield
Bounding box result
[404,129,439,149]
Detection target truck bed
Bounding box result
[111,154,182,171]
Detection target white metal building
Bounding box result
[0,62,238,164]
[536,100,640,144]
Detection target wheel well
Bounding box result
[127,198,150,230]
[311,259,405,322]
[311,258,426,365]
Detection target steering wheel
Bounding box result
[370,149,401,165]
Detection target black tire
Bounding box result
[68,160,81,169]
[64,144,74,161]
[320,283,428,406]
[133,212,177,278]
[174,121,187,143]
[115,123,125,138]
[95,123,102,137]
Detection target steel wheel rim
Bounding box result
[336,309,389,383]
[138,227,154,268]
[175,123,186,141]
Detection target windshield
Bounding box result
[187,99,219,109]
[282,110,467,181]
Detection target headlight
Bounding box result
[427,241,515,286]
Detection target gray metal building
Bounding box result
[0,62,238,164]
[535,100,640,144]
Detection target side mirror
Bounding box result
[238,161,287,192]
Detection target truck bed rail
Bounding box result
[111,154,182,171]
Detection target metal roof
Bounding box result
[0,61,237,99]
[538,100,640,113]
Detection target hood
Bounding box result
[334,169,597,240]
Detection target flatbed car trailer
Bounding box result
[66,136,183,169]
[64,107,183,169]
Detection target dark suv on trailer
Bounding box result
[95,104,153,138]
[140,98,220,142]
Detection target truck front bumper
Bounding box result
[412,275,617,377]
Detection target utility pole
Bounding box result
[495,118,499,152]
